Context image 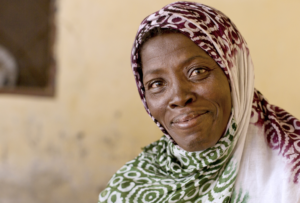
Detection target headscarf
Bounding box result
[99,2,300,202]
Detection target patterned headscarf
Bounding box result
[99,2,300,202]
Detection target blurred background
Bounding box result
[0,0,299,202]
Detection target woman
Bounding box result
[99,2,300,202]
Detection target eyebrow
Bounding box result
[181,55,208,66]
[143,68,164,77]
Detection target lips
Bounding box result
[171,111,209,129]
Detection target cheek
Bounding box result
[146,94,169,124]
[219,78,232,107]
[213,79,232,116]
[202,76,231,108]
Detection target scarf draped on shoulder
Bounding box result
[99,2,300,202]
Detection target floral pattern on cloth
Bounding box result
[251,89,300,183]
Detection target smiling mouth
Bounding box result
[172,111,209,128]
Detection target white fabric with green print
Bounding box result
[99,117,248,203]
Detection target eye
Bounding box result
[150,81,163,88]
[147,80,165,90]
[190,68,207,76]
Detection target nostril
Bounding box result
[170,103,177,109]
[185,98,193,106]
[169,95,196,109]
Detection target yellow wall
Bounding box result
[0,0,299,202]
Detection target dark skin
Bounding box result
[141,33,232,152]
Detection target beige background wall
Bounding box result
[0,0,299,202]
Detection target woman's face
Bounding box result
[141,33,232,152]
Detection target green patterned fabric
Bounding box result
[99,118,241,203]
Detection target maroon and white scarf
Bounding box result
[131,1,300,202]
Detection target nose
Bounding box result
[168,81,196,109]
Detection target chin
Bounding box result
[178,132,214,152]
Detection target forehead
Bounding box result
[140,33,215,71]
